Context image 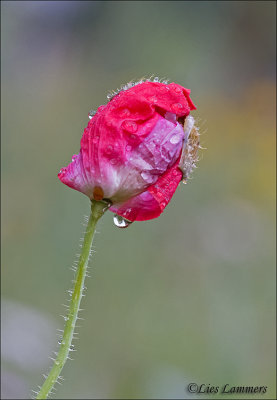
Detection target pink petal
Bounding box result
[58,114,185,204]
[110,162,183,221]
[58,153,93,198]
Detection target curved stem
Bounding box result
[36,200,109,399]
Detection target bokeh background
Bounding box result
[1,1,276,399]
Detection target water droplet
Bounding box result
[70,345,74,350]
[88,110,96,119]
[71,154,78,162]
[148,95,157,103]
[54,360,60,366]
[113,214,132,228]
[110,103,118,111]
[110,158,118,165]
[58,340,62,345]
[161,201,167,208]
[153,77,159,82]
[174,86,182,93]
[171,103,184,113]
[170,134,181,144]
[121,120,138,133]
[119,108,131,117]
[141,171,155,184]
[122,208,132,218]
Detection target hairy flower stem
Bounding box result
[36,200,109,399]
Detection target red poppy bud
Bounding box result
[58,79,199,223]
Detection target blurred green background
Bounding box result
[1,1,276,399]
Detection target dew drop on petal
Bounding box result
[109,104,117,111]
[122,208,132,219]
[174,86,182,93]
[171,103,184,113]
[153,77,159,82]
[119,108,131,117]
[170,134,181,144]
[129,134,137,141]
[110,158,118,165]
[71,154,78,162]
[141,171,155,184]
[121,120,138,133]
[148,95,158,103]
[113,214,132,228]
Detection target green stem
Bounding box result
[36,200,109,399]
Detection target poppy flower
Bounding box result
[58,78,199,222]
